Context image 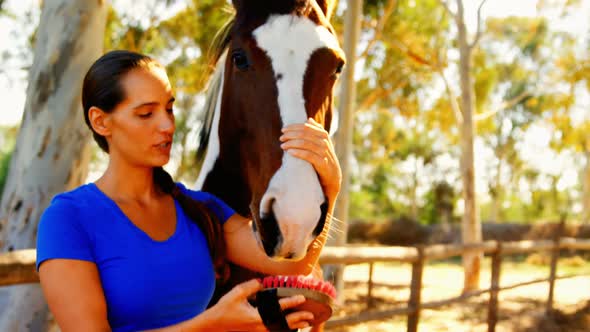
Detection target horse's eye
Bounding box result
[231,50,250,71]
[335,61,345,75]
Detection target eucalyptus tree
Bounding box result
[0,1,107,329]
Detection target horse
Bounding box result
[194,0,344,327]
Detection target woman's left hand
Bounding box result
[280,118,342,201]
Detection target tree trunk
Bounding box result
[410,158,419,220]
[0,0,107,330]
[456,0,482,292]
[490,149,503,223]
[582,149,590,224]
[324,0,363,297]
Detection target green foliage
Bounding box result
[420,181,456,225]
[4,0,582,225]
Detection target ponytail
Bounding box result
[153,167,229,282]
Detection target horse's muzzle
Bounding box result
[257,200,329,260]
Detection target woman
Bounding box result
[36,50,341,332]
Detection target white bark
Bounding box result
[0,0,107,330]
[456,0,482,292]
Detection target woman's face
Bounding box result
[106,65,175,167]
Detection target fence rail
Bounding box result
[2,237,590,331]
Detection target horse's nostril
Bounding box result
[260,204,282,258]
[312,201,329,236]
[263,240,275,257]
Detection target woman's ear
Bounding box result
[88,106,111,137]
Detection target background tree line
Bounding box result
[0,0,588,225]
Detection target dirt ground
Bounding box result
[325,259,590,332]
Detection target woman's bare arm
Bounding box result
[39,259,111,332]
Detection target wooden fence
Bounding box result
[318,237,590,331]
[2,235,590,331]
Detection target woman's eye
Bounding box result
[139,113,152,118]
[231,49,250,71]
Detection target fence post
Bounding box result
[487,241,502,332]
[546,218,565,315]
[367,262,374,309]
[407,246,424,332]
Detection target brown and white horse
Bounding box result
[194,0,344,312]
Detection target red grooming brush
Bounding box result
[251,275,337,331]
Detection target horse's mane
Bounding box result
[195,18,234,169]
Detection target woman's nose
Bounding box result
[158,112,175,134]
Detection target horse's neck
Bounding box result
[201,164,252,218]
[193,52,251,216]
[197,132,252,216]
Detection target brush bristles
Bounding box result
[258,275,337,299]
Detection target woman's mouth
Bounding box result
[154,141,172,154]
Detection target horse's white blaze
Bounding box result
[254,15,340,259]
[194,53,226,190]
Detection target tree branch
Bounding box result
[438,68,463,125]
[356,78,407,113]
[431,48,462,124]
[436,0,458,23]
[474,91,531,122]
[469,0,488,50]
[357,87,392,112]
[389,38,433,66]
[359,0,398,59]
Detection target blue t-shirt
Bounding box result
[36,182,235,332]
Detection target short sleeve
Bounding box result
[176,183,236,224]
[36,196,94,271]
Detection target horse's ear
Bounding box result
[316,0,337,20]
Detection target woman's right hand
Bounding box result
[212,279,315,331]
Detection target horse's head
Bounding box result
[198,0,344,261]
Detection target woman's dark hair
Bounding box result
[82,50,228,281]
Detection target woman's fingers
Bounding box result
[280,138,324,152]
[231,279,262,300]
[280,118,342,200]
[285,148,326,167]
[278,294,306,310]
[285,310,314,330]
[214,279,270,332]
[278,295,314,330]
[281,120,329,140]
[280,120,333,158]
